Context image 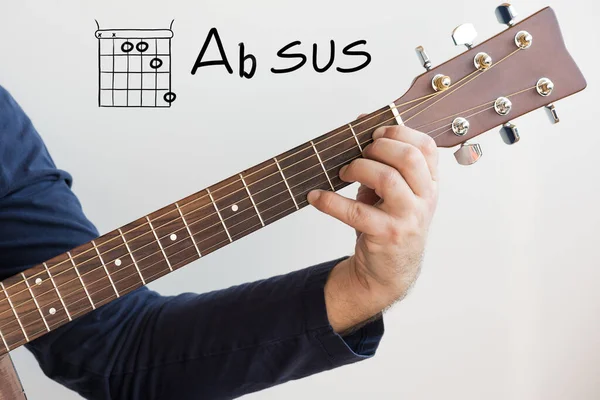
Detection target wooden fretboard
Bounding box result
[0,105,399,356]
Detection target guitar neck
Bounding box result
[0,104,400,356]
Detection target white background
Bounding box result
[1,0,599,399]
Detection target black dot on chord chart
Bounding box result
[164,92,177,103]
[150,58,164,69]
[136,41,149,53]
[121,42,134,53]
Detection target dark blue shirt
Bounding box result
[0,84,384,400]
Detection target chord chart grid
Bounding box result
[95,21,176,108]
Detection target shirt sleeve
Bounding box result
[0,84,384,400]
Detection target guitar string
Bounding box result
[0,68,534,338]
[424,85,538,137]
[0,46,523,294]
[1,181,344,350]
[416,85,537,132]
[0,70,531,325]
[0,74,532,329]
[0,144,366,334]
[0,92,442,295]
[0,48,525,322]
[403,48,521,125]
[0,167,351,339]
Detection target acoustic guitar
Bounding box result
[0,5,586,399]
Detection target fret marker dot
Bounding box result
[231,204,239,212]
[170,234,177,241]
[35,278,43,286]
[49,308,56,315]
[115,259,122,267]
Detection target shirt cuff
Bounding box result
[302,257,385,365]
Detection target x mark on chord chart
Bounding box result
[96,26,177,108]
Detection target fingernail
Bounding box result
[372,126,386,140]
[339,165,348,177]
[307,190,322,204]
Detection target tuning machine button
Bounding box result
[474,52,493,71]
[515,31,533,49]
[536,78,554,97]
[416,46,432,71]
[545,103,560,124]
[452,117,470,136]
[432,74,451,92]
[454,142,483,165]
[500,122,520,144]
[495,3,518,26]
[494,97,512,115]
[452,23,478,49]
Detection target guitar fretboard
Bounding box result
[0,105,398,356]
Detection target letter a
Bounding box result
[191,28,234,75]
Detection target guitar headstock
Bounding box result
[393,5,586,165]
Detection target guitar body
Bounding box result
[0,355,27,400]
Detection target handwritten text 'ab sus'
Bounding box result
[191,28,372,78]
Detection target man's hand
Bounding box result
[307,123,439,333]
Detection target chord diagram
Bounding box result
[95,21,176,108]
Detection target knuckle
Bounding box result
[347,202,364,225]
[403,145,422,167]
[379,168,399,189]
[369,138,384,154]
[420,135,437,156]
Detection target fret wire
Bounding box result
[2,47,513,294]
[0,134,372,324]
[206,188,233,243]
[0,108,388,297]
[91,240,120,297]
[21,273,50,332]
[118,229,146,285]
[0,65,460,317]
[0,282,29,341]
[44,262,71,321]
[175,203,202,258]
[273,157,299,210]
[3,171,355,340]
[310,141,335,191]
[0,324,9,351]
[239,174,265,227]
[145,217,173,272]
[68,251,95,310]
[348,123,363,151]
[0,46,518,328]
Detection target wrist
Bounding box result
[324,257,388,333]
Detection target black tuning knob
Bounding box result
[495,3,518,27]
[499,123,520,145]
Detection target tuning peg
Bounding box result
[454,142,483,165]
[415,46,432,71]
[452,23,478,49]
[499,122,520,145]
[545,103,560,124]
[495,3,518,27]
